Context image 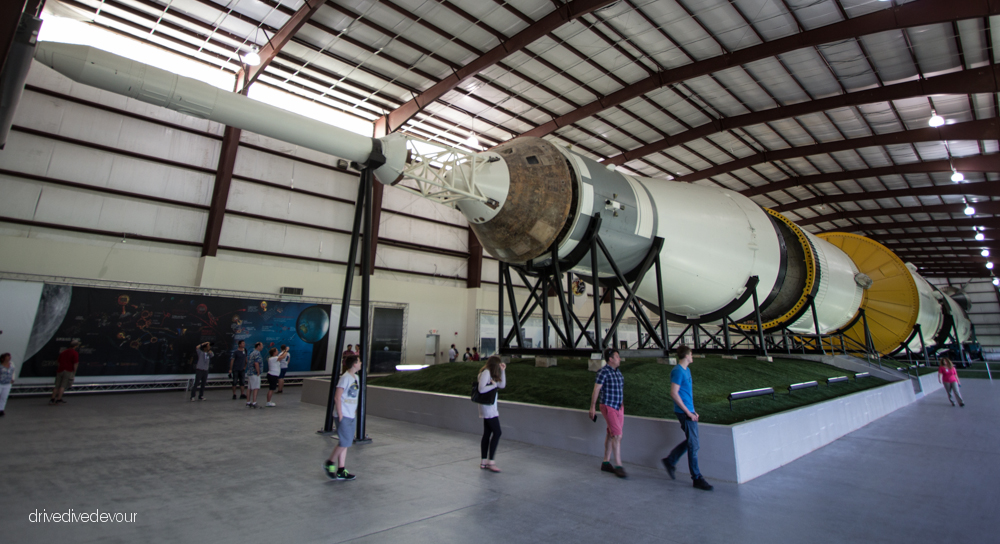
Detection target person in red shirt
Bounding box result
[937,356,965,407]
[50,341,80,405]
[471,347,480,362]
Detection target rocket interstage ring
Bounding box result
[470,138,575,264]
[817,232,920,356]
[738,209,818,332]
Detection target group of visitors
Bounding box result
[468,345,712,490]
[226,340,289,408]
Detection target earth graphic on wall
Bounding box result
[295,305,330,344]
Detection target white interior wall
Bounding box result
[0,62,503,367]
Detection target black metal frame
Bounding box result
[498,215,673,357]
[320,156,383,442]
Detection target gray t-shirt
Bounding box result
[195,349,212,371]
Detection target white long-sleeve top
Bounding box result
[477,368,506,419]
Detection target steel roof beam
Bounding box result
[604,66,1000,166]
[234,0,326,94]
[673,118,999,183]
[375,0,617,135]
[865,232,994,243]
[798,201,1000,226]
[519,0,1000,139]
[817,216,1000,234]
[772,181,1000,213]
[743,155,1000,197]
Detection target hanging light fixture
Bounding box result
[982,249,991,257]
[993,277,999,286]
[242,47,261,66]
[951,170,964,182]
[964,198,976,216]
[987,261,994,270]
[928,110,945,128]
[975,230,985,241]
[464,132,480,150]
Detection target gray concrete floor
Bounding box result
[1,380,997,544]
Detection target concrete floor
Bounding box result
[1,380,997,544]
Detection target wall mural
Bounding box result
[20,285,330,378]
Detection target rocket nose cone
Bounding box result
[34,42,90,83]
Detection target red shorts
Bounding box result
[600,404,624,437]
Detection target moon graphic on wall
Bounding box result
[24,284,73,360]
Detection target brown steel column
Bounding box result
[467,227,483,288]
[368,181,383,273]
[202,125,241,256]
[0,0,29,77]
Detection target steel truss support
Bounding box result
[321,153,385,441]
[497,216,668,358]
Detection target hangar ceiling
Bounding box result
[17,0,1000,278]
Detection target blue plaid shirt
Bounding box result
[595,364,624,409]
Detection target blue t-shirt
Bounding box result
[670,365,694,415]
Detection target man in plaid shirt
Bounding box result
[589,348,626,478]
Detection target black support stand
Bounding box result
[320,162,380,444]
[497,215,669,358]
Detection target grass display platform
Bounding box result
[369,355,888,425]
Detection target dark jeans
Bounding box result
[666,412,701,480]
[192,369,209,399]
[481,417,502,460]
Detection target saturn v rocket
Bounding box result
[28,42,972,357]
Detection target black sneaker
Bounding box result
[233,394,237,400]
[240,394,247,399]
[601,461,615,473]
[48,399,56,405]
[324,461,338,480]
[613,466,628,479]
[662,458,676,480]
[337,469,356,481]
[693,477,714,491]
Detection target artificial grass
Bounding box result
[369,355,889,425]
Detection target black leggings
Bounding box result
[481,417,502,460]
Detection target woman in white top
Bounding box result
[477,355,507,472]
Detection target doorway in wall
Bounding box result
[371,307,404,373]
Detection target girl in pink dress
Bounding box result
[937,357,965,407]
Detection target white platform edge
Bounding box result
[301,378,924,483]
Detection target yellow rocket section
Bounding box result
[817,233,920,356]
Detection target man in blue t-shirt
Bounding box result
[662,345,713,491]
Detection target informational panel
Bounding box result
[370,307,404,373]
[20,285,331,378]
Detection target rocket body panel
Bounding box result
[904,266,946,352]
[544,145,656,275]
[943,293,973,344]
[785,233,863,334]
[637,180,782,319]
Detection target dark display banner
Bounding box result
[21,285,330,377]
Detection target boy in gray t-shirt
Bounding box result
[191,343,213,401]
